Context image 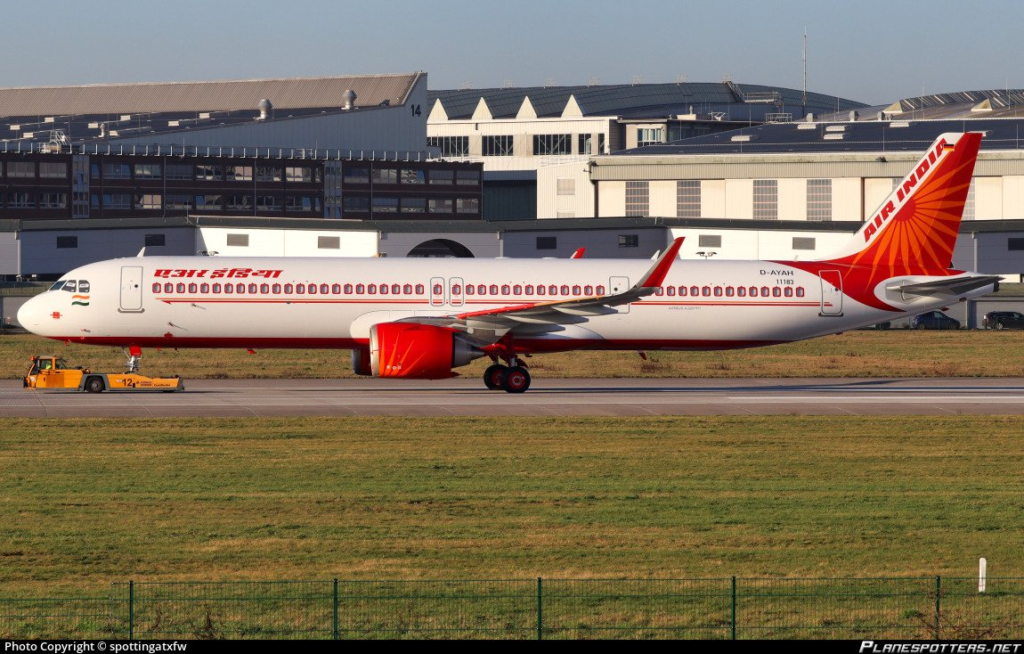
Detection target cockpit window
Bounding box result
[49,281,66,292]
[63,280,77,292]
[78,280,90,293]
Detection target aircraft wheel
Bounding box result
[85,377,105,394]
[501,366,531,394]
[483,364,508,390]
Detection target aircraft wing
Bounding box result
[887,275,1001,300]
[395,238,684,339]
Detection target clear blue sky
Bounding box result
[3,0,1021,105]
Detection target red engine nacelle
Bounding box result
[369,322,483,379]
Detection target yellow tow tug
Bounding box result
[24,355,185,393]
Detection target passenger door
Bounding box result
[119,266,144,313]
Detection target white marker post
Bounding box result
[979,557,987,593]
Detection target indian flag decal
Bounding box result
[71,294,90,307]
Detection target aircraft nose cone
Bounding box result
[17,295,44,333]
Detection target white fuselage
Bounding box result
[17,255,987,354]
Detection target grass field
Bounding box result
[1,416,1023,596]
[3,329,1024,380]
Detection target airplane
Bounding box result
[18,132,999,393]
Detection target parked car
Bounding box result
[913,311,960,330]
[983,311,1024,330]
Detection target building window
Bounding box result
[806,179,832,221]
[102,163,131,179]
[793,237,816,251]
[636,128,664,147]
[318,236,340,249]
[145,234,166,247]
[698,235,722,248]
[285,166,313,183]
[625,181,649,217]
[166,164,192,180]
[537,236,557,250]
[196,194,222,211]
[676,180,701,218]
[135,193,162,210]
[39,162,67,178]
[39,192,67,209]
[7,191,34,208]
[226,234,249,247]
[166,194,192,210]
[578,134,593,155]
[102,193,132,210]
[372,168,398,185]
[401,198,427,213]
[372,197,399,213]
[619,234,639,248]
[257,166,283,182]
[226,165,253,181]
[342,167,370,184]
[196,164,223,181]
[533,134,572,155]
[56,236,78,249]
[256,195,282,212]
[428,198,453,213]
[427,136,469,157]
[8,161,35,178]
[226,195,253,210]
[456,170,480,185]
[343,196,370,212]
[753,180,778,220]
[483,135,514,156]
[1008,238,1024,251]
[456,198,479,213]
[400,169,425,185]
[557,178,575,196]
[428,169,454,185]
[134,163,161,179]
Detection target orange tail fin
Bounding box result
[822,131,982,276]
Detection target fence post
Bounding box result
[731,577,737,641]
[934,576,941,640]
[536,577,543,641]
[128,580,134,642]
[333,579,339,641]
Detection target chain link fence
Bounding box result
[1,577,1021,640]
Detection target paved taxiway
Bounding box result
[2,378,1023,417]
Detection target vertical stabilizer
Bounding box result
[821,132,982,277]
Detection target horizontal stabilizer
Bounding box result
[887,275,1001,300]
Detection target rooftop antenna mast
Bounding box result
[802,28,808,110]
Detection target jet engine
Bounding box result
[369,322,484,379]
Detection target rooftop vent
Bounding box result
[257,99,273,120]
[342,89,357,111]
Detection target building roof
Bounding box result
[613,117,1024,157]
[818,89,1024,122]
[0,73,425,148]
[429,82,866,121]
[0,73,423,118]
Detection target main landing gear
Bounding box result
[483,359,531,393]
